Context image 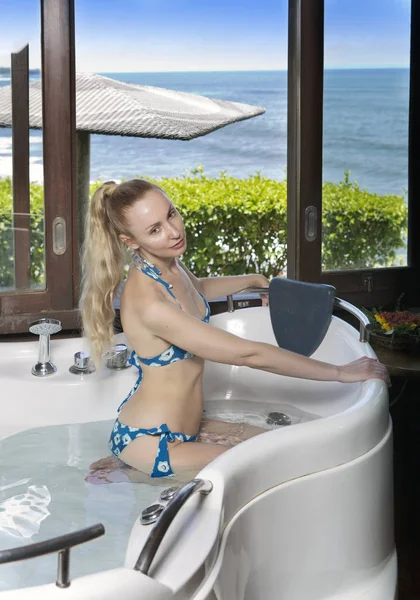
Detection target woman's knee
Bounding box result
[169,441,230,469]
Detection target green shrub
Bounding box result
[90,169,288,278]
[0,177,45,289]
[0,177,14,289]
[0,169,408,288]
[322,171,408,270]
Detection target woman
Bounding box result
[82,179,389,482]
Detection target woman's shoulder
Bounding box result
[120,266,167,319]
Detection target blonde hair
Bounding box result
[80,179,163,365]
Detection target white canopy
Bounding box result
[0,72,265,140]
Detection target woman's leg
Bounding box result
[119,433,230,473]
[87,419,268,484]
[87,436,231,485]
[198,418,267,444]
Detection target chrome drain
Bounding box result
[266,412,292,426]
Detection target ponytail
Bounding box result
[80,178,163,366]
[80,181,127,366]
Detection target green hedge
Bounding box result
[0,169,408,288]
[0,177,45,289]
[322,172,408,270]
[113,169,289,278]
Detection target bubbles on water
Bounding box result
[0,485,51,540]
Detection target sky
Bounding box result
[0,0,412,72]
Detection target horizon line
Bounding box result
[97,66,410,74]
[0,66,410,74]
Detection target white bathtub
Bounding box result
[0,306,396,599]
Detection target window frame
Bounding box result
[0,0,78,335]
[287,0,420,308]
[2,0,419,335]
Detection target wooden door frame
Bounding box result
[287,0,420,308]
[0,0,78,334]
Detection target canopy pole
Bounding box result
[76,130,90,270]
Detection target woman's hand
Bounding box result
[254,274,270,307]
[261,293,269,307]
[337,357,390,386]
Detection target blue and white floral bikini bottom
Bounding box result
[109,420,197,478]
[108,254,210,478]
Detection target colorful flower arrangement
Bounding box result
[373,310,420,335]
[364,295,420,351]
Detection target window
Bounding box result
[322,0,410,272]
[0,0,77,334]
[287,0,419,308]
[2,0,419,334]
[75,0,289,285]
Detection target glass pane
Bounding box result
[0,3,45,291]
[322,0,410,272]
[75,0,288,279]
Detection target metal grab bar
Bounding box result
[227,287,268,312]
[334,297,371,343]
[226,287,371,343]
[134,478,213,575]
[0,523,104,588]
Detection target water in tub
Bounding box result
[0,401,317,591]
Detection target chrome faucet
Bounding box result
[106,344,131,370]
[69,351,95,375]
[68,343,130,375]
[29,318,62,376]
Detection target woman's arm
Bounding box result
[142,297,390,385]
[178,260,268,301]
[200,273,269,301]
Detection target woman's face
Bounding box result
[123,189,187,258]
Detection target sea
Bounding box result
[0,69,410,197]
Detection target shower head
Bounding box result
[29,318,62,377]
[29,318,62,337]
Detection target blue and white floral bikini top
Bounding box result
[129,254,210,369]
